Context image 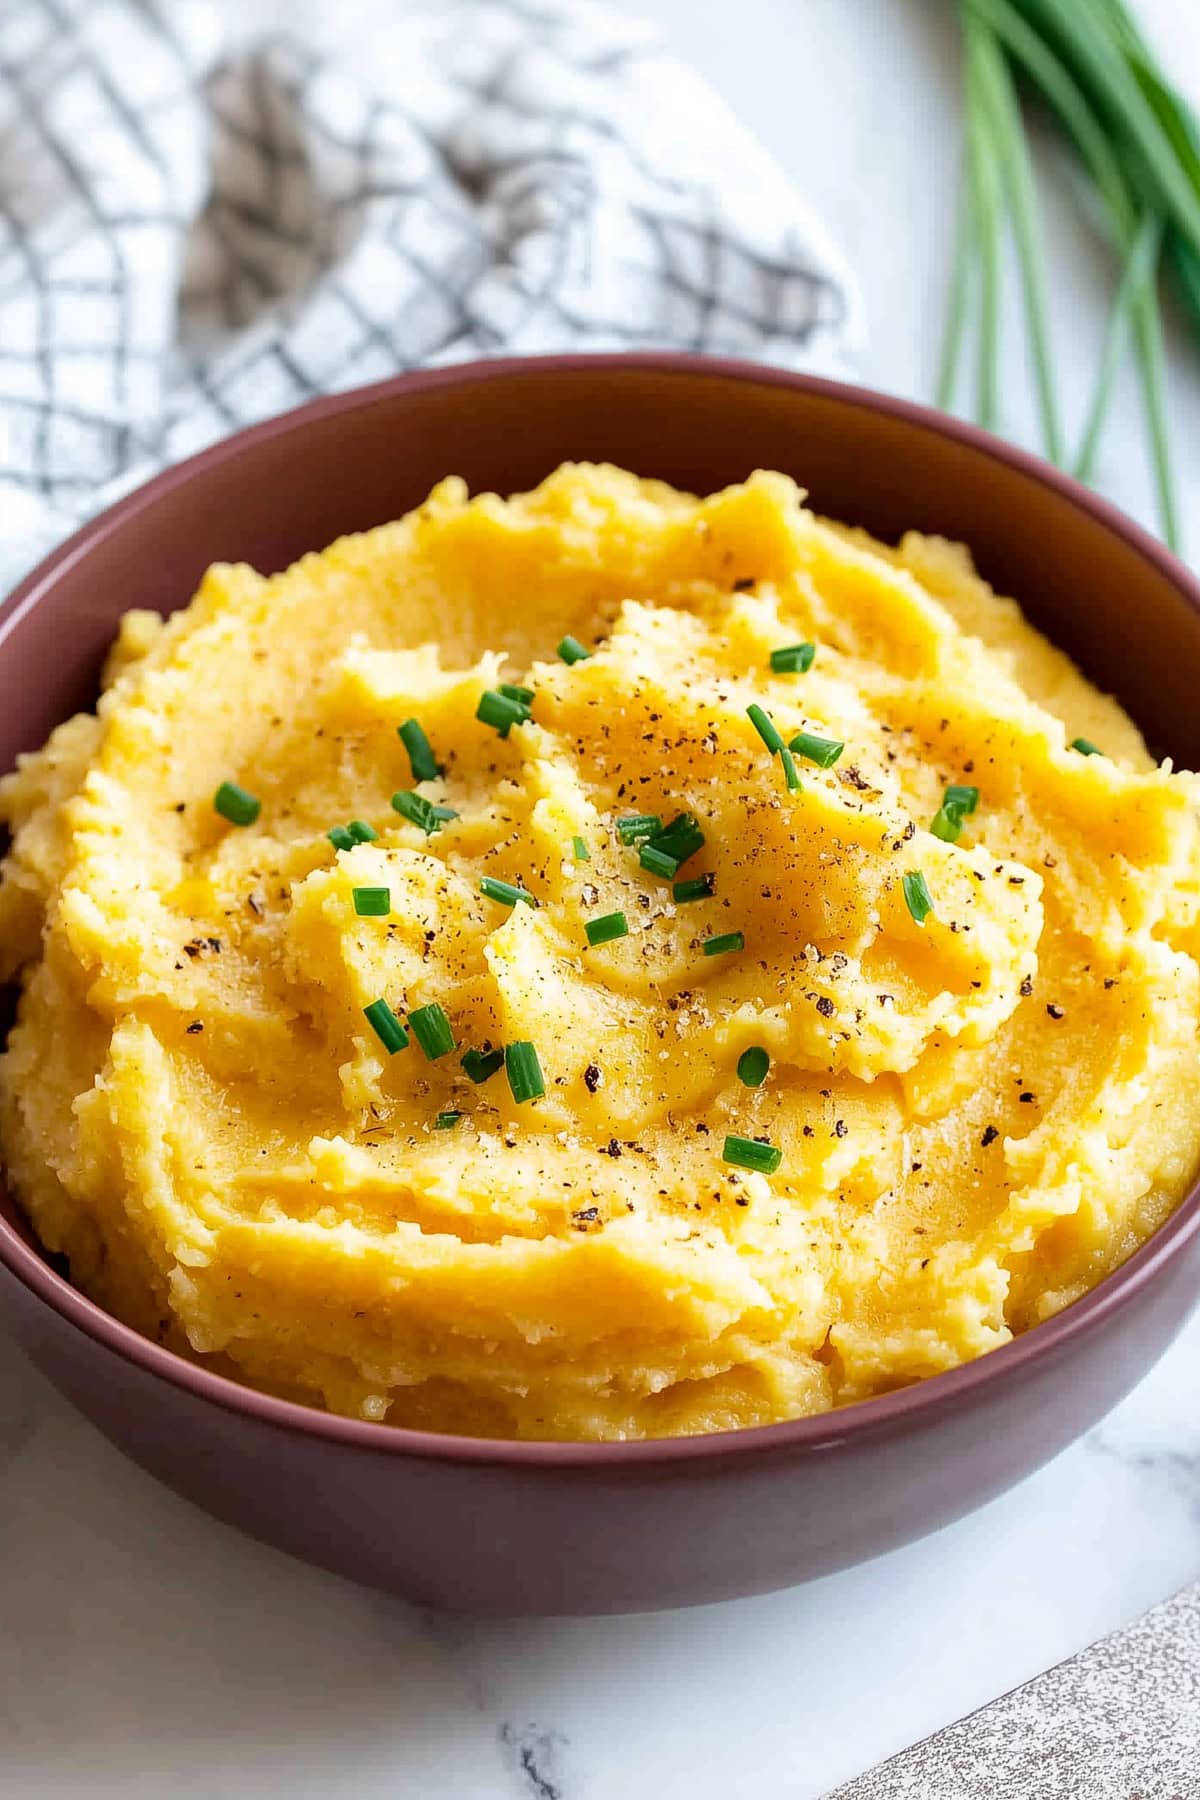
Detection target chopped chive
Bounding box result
[505,1040,545,1104]
[943,784,979,815]
[585,910,629,947]
[770,643,816,674]
[397,718,439,783]
[930,782,980,844]
[500,682,535,705]
[617,813,661,844]
[780,747,802,792]
[557,635,591,665]
[480,876,537,908]
[737,1047,770,1088]
[747,703,785,756]
[348,819,378,843]
[902,870,934,926]
[476,689,530,736]
[363,998,408,1054]
[673,873,715,903]
[327,825,355,851]
[434,1110,462,1131]
[723,1134,782,1175]
[214,781,260,826]
[392,789,457,834]
[409,1003,457,1061]
[353,885,391,917]
[1071,736,1103,756]
[789,730,844,768]
[704,930,745,957]
[639,843,679,880]
[649,811,705,867]
[572,835,590,862]
[461,1046,505,1084]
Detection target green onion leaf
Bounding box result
[572,835,590,862]
[639,843,679,880]
[353,886,390,917]
[409,1003,457,1061]
[461,1046,505,1085]
[673,873,715,904]
[747,703,785,756]
[617,813,661,844]
[1071,736,1103,756]
[392,790,457,834]
[327,825,355,851]
[348,819,378,843]
[476,689,530,736]
[902,870,935,925]
[789,730,844,768]
[780,747,802,792]
[930,781,981,843]
[944,784,980,814]
[434,1110,462,1131]
[585,910,629,947]
[649,812,705,867]
[770,643,816,674]
[214,781,260,826]
[557,635,591,665]
[704,931,745,957]
[505,1040,545,1103]
[723,1134,782,1175]
[500,682,535,705]
[397,718,439,783]
[480,876,538,908]
[736,1047,770,1088]
[363,998,408,1054]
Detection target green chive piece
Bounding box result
[327,825,355,851]
[639,843,679,880]
[770,643,816,674]
[505,1040,545,1104]
[572,835,590,862]
[704,931,745,957]
[476,689,530,737]
[944,784,979,815]
[353,886,390,917]
[1071,736,1103,756]
[789,730,844,768]
[397,718,439,783]
[348,819,378,843]
[461,1046,505,1085]
[434,1110,462,1131]
[363,998,408,1054]
[480,876,537,908]
[737,1047,770,1088]
[500,682,535,705]
[214,781,260,826]
[585,910,629,947]
[409,1003,457,1061]
[673,873,715,904]
[617,813,662,844]
[903,871,934,926]
[723,1134,782,1175]
[780,747,802,792]
[557,635,591,665]
[649,812,705,867]
[930,782,981,844]
[747,703,785,756]
[392,790,457,834]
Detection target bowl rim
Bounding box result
[3,348,1200,1469]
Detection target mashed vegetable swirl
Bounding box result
[2,465,1198,1438]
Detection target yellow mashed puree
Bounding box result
[2,464,1199,1440]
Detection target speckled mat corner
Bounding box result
[827,1583,1200,1799]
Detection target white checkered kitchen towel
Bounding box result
[0,0,861,590]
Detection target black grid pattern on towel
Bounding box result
[0,0,854,531]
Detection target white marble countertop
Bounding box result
[3,3,1200,1796]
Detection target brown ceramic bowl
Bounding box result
[3,354,1200,1616]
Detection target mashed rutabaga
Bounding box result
[2,465,1199,1439]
